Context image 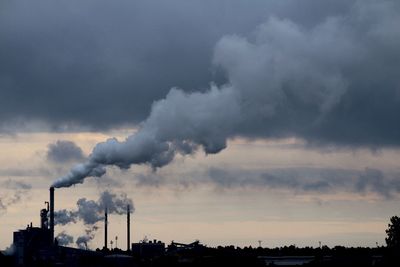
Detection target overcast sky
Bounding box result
[1,0,400,250]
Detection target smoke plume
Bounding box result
[56,231,74,246]
[52,0,400,188]
[52,86,238,188]
[55,191,132,248]
[76,226,98,250]
[55,191,134,225]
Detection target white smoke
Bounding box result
[55,191,134,225]
[53,87,239,188]
[52,0,400,188]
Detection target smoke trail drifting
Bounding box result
[56,231,74,246]
[53,87,239,188]
[55,191,134,225]
[52,1,400,188]
[76,226,98,250]
[55,191,133,248]
[0,180,32,212]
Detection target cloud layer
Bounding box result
[47,140,85,163]
[206,167,400,199]
[213,2,400,146]
[50,0,400,188]
[2,1,398,146]
[0,0,359,133]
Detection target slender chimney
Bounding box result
[104,207,108,249]
[127,205,130,251]
[49,187,55,244]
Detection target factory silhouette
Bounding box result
[1,187,400,267]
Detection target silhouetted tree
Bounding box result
[386,216,400,248]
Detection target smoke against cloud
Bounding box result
[47,140,85,163]
[1,0,287,131]
[52,86,239,187]
[212,4,400,146]
[76,226,98,250]
[55,191,133,248]
[56,231,74,246]
[52,0,400,188]
[55,191,134,226]
[54,210,78,226]
[2,0,399,146]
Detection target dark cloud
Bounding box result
[135,173,166,188]
[0,0,275,131]
[47,140,85,163]
[0,0,357,133]
[354,168,400,199]
[206,167,400,199]
[0,167,53,177]
[213,1,400,147]
[2,179,32,190]
[48,0,400,188]
[0,0,397,189]
[207,167,350,193]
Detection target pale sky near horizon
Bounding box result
[1,130,399,250]
[1,0,400,250]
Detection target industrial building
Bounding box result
[0,187,390,267]
[8,187,136,267]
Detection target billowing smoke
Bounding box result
[55,191,134,225]
[55,191,133,248]
[52,86,238,188]
[56,231,74,246]
[76,226,98,250]
[54,210,78,225]
[52,0,400,188]
[76,236,90,250]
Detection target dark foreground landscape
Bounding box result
[2,240,400,267]
[2,187,400,267]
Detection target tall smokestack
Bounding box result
[49,187,55,244]
[104,207,108,250]
[127,205,130,251]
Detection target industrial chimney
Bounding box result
[49,187,55,244]
[104,207,108,250]
[127,205,130,251]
